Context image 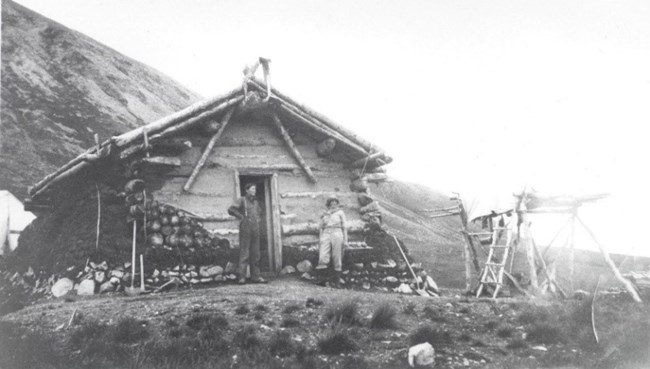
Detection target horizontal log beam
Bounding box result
[113,87,242,148]
[138,156,182,167]
[282,220,365,236]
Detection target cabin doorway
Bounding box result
[237,174,281,273]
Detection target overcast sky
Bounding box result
[11,0,650,256]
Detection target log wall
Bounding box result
[144,117,361,250]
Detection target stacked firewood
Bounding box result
[123,180,229,254]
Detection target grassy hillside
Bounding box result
[0,1,202,199]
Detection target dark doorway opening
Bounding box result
[238,175,272,272]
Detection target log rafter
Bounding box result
[183,107,237,192]
[270,114,317,183]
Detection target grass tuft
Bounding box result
[235,304,250,315]
[506,338,528,350]
[526,323,563,344]
[233,324,262,352]
[268,330,296,358]
[110,317,149,344]
[281,316,301,328]
[402,302,417,315]
[370,303,398,329]
[325,300,361,326]
[318,325,358,355]
[422,305,446,323]
[409,325,452,347]
[497,326,515,338]
[254,304,268,312]
[282,304,303,315]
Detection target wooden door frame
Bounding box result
[234,170,282,273]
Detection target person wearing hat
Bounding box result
[316,195,348,288]
[228,183,267,284]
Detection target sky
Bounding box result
[11,0,650,257]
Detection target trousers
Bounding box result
[318,228,344,271]
[238,218,261,280]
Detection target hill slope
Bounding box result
[0,1,202,199]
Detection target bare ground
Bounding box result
[2,276,648,369]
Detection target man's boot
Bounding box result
[332,271,341,289]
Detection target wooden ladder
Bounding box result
[474,227,512,298]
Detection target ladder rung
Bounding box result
[485,262,505,266]
[478,281,504,286]
[468,232,493,236]
[490,245,510,248]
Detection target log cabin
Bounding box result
[24,77,393,274]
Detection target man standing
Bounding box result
[228,183,267,284]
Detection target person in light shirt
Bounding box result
[315,196,348,288]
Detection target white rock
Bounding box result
[51,278,74,297]
[531,345,547,351]
[395,283,413,294]
[200,265,223,277]
[77,279,96,295]
[110,270,124,279]
[425,276,439,293]
[296,260,313,273]
[279,265,296,275]
[224,262,237,274]
[214,275,225,282]
[94,271,106,283]
[152,269,160,277]
[301,272,313,280]
[407,342,435,367]
[99,281,115,293]
[384,276,399,284]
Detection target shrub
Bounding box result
[422,305,446,323]
[0,321,62,369]
[281,317,301,328]
[233,325,262,352]
[497,326,515,338]
[186,313,229,333]
[268,330,296,358]
[283,304,303,314]
[526,323,563,344]
[370,304,398,329]
[484,321,499,330]
[506,338,527,349]
[402,302,417,315]
[518,306,551,325]
[110,317,149,344]
[254,312,264,320]
[306,297,324,308]
[235,304,250,315]
[70,319,108,348]
[409,325,452,347]
[325,300,361,326]
[254,304,268,312]
[318,326,358,355]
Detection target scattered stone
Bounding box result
[296,260,313,273]
[362,282,371,290]
[214,275,225,282]
[408,342,435,367]
[301,272,313,280]
[384,276,399,284]
[531,345,547,351]
[280,265,296,275]
[224,262,237,274]
[77,279,95,295]
[110,270,124,279]
[208,265,224,277]
[94,271,106,283]
[395,283,413,294]
[52,278,74,297]
[99,281,115,293]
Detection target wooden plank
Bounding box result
[264,178,274,271]
[271,173,282,271]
